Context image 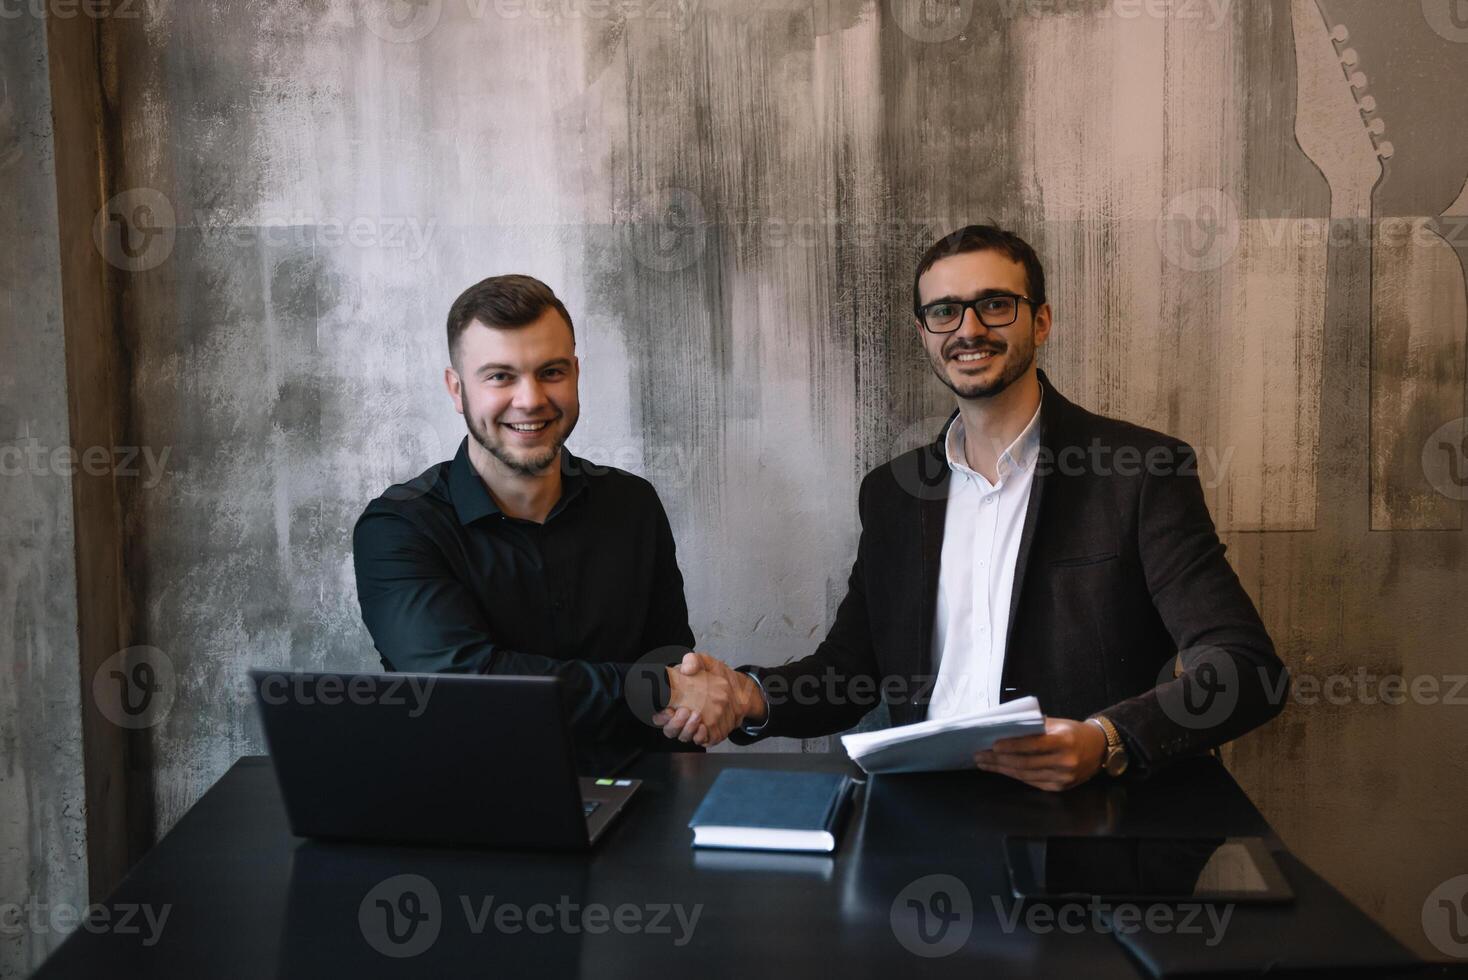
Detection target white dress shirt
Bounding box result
[926,393,1043,721]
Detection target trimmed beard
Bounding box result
[932,331,1036,400]
[464,408,576,477]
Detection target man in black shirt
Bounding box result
[352,275,715,751]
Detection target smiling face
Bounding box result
[914,249,1051,400]
[445,308,580,476]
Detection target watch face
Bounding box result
[1105,748,1129,777]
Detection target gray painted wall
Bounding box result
[0,12,89,979]
[6,0,1467,967]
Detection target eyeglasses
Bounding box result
[915,293,1037,334]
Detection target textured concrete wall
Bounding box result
[85,0,1468,960]
[0,12,89,978]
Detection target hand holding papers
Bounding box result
[840,696,1046,774]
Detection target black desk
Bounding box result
[33,753,1445,979]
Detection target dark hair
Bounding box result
[911,225,1047,312]
[446,274,574,363]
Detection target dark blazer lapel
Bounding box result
[1000,369,1062,701]
[912,411,957,724]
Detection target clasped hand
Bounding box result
[651,652,764,747]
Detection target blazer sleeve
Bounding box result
[729,473,884,743]
[1098,441,1290,777]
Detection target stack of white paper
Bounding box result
[839,696,1046,774]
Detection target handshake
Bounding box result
[651,652,768,747]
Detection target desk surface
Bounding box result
[33,752,1443,979]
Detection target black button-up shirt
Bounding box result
[352,438,696,749]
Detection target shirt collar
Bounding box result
[943,387,1044,485]
[448,437,588,525]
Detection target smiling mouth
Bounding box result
[502,420,554,432]
[952,349,1000,364]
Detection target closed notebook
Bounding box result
[688,769,857,853]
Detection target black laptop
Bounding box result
[250,670,640,849]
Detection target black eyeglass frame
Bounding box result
[914,293,1039,334]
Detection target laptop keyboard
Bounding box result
[582,800,601,819]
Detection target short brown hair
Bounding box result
[446,274,574,363]
[912,225,1047,312]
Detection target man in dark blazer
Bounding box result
[655,225,1289,790]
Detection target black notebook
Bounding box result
[688,769,857,853]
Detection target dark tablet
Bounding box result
[1005,835,1294,904]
